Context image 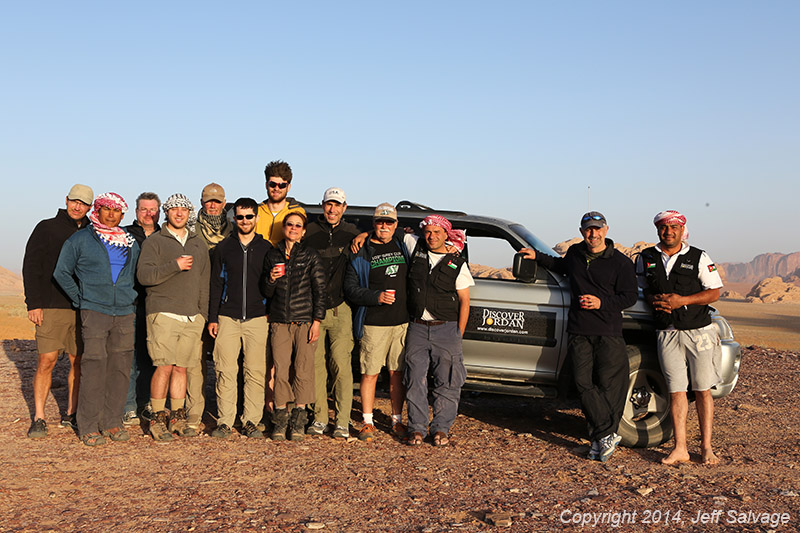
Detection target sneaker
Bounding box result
[27,418,48,439]
[306,421,326,436]
[169,408,196,437]
[242,421,264,439]
[149,411,174,443]
[60,413,77,430]
[391,422,408,439]
[289,407,308,441]
[271,408,288,441]
[101,427,131,442]
[141,403,154,422]
[211,424,232,439]
[588,440,600,461]
[332,425,350,439]
[598,433,622,463]
[122,410,139,426]
[358,423,377,442]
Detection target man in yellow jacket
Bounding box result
[255,160,305,245]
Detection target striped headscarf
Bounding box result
[419,214,467,252]
[163,193,198,232]
[90,192,135,248]
[653,210,689,241]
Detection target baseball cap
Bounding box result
[202,183,225,203]
[373,202,397,221]
[322,187,346,204]
[580,211,607,230]
[67,184,94,206]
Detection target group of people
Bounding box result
[521,209,723,464]
[23,160,474,448]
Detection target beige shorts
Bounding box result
[35,308,82,356]
[657,324,722,393]
[146,313,205,367]
[360,323,408,375]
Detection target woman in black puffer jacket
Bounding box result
[261,212,327,441]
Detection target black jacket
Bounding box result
[303,217,359,309]
[261,241,327,323]
[209,233,272,323]
[125,220,161,246]
[23,208,89,310]
[536,239,637,337]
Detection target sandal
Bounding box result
[81,432,107,447]
[407,432,424,446]
[101,427,131,442]
[433,431,449,447]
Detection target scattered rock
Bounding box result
[485,512,512,527]
[636,487,654,496]
[305,522,325,530]
[587,488,599,497]
[779,490,798,497]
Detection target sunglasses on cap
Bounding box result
[582,214,604,222]
[235,214,255,220]
[268,181,289,189]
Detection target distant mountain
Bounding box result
[553,238,655,261]
[0,266,23,296]
[719,252,800,284]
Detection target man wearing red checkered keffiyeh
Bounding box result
[89,193,136,249]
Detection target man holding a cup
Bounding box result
[344,203,413,442]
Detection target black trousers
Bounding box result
[568,334,629,441]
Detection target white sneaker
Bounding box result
[598,433,622,463]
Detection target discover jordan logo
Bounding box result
[481,309,525,329]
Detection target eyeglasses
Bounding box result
[582,215,604,222]
[235,214,255,220]
[285,222,303,229]
[268,181,289,189]
[375,219,396,226]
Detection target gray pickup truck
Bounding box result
[302,200,742,448]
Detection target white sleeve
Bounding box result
[404,233,419,251]
[697,251,723,290]
[455,262,475,290]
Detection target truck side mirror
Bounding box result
[513,252,537,282]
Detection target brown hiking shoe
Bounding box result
[391,422,408,439]
[358,423,377,442]
[150,411,174,443]
[168,408,196,437]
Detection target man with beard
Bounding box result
[23,184,93,438]
[208,198,272,439]
[137,194,210,442]
[54,193,139,446]
[255,160,305,245]
[520,212,637,462]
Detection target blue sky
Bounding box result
[2,2,798,272]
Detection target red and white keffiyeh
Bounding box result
[90,192,135,248]
[653,210,689,241]
[419,214,467,252]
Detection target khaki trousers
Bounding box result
[270,322,317,407]
[312,303,354,428]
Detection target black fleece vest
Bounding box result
[408,242,466,322]
[640,246,712,330]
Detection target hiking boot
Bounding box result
[149,411,174,443]
[332,425,350,439]
[27,418,48,439]
[358,423,377,442]
[242,421,264,439]
[212,424,232,439]
[598,433,622,463]
[60,413,77,430]
[271,408,289,441]
[122,410,139,426]
[306,421,326,435]
[588,440,601,461]
[391,422,408,439]
[101,427,131,442]
[289,407,308,441]
[168,408,196,437]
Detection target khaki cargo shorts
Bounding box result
[146,313,205,367]
[35,308,82,355]
[360,323,408,375]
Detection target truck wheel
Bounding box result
[617,345,673,448]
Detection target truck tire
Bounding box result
[617,345,673,448]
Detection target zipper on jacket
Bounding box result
[241,244,248,320]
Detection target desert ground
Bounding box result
[1,294,798,531]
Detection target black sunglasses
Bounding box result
[235,214,256,220]
[268,181,289,189]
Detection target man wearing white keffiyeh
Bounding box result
[54,192,140,446]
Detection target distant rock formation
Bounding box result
[746,277,800,304]
[720,252,800,284]
[552,238,655,261]
[0,266,23,296]
[721,290,744,300]
[468,264,514,280]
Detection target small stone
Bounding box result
[305,522,325,530]
[779,490,798,497]
[636,487,654,496]
[49,492,56,498]
[517,433,532,438]
[508,488,520,493]
[485,512,512,527]
[587,488,599,497]
[243,509,258,515]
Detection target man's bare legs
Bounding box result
[361,370,405,419]
[662,391,691,465]
[150,365,187,403]
[695,389,718,464]
[33,351,80,420]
